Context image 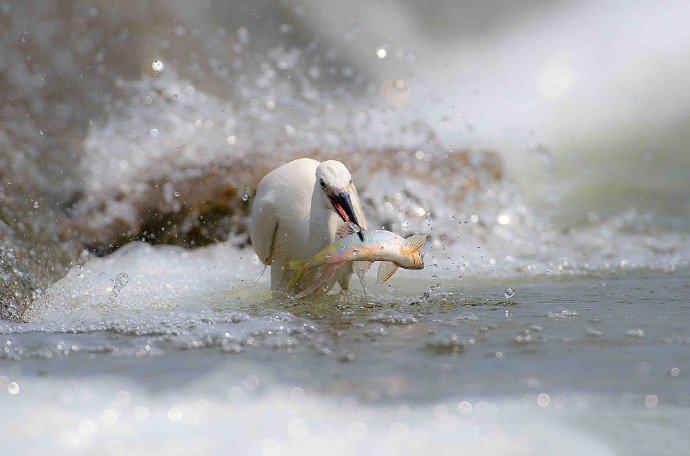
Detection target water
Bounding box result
[2,243,690,454]
[3,1,690,453]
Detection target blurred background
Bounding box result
[3,3,690,454]
[2,0,690,317]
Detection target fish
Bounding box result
[287,223,426,298]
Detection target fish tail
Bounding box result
[287,260,306,291]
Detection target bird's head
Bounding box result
[315,160,364,241]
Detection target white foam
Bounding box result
[27,242,266,321]
[0,374,627,456]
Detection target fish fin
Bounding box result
[353,260,372,279]
[295,261,346,298]
[376,261,399,284]
[336,222,361,239]
[403,234,427,253]
[286,260,306,291]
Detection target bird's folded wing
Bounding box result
[248,198,278,265]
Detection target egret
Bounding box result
[249,158,367,293]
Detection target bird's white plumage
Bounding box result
[249,158,366,293]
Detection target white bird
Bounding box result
[249,158,367,294]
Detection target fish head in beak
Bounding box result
[328,190,364,241]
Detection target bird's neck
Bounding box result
[306,207,339,257]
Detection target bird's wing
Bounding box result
[249,198,278,265]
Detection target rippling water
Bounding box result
[3,1,690,454]
[2,243,690,454]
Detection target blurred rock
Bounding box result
[68,145,503,252]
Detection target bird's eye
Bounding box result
[320,179,326,188]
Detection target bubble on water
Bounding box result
[504,287,515,299]
[227,135,237,145]
[151,59,164,73]
[243,375,259,390]
[457,401,472,415]
[242,194,249,202]
[644,395,658,408]
[671,367,681,377]
[142,95,152,106]
[167,406,183,422]
[7,382,19,395]
[625,329,645,338]
[585,327,603,337]
[149,128,159,138]
[33,201,40,209]
[548,308,578,319]
[376,47,388,59]
[537,393,551,408]
[470,214,479,223]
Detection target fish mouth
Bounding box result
[329,191,364,241]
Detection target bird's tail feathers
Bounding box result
[255,264,268,286]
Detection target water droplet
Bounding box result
[376,47,388,59]
[33,201,39,209]
[110,272,129,299]
[241,194,249,202]
[7,382,19,394]
[151,59,164,73]
[537,393,551,408]
[227,135,237,145]
[149,128,159,138]
[142,95,153,106]
[167,406,183,421]
[498,214,511,225]
[504,287,515,299]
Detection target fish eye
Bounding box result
[320,179,326,188]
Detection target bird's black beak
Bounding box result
[329,191,364,241]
